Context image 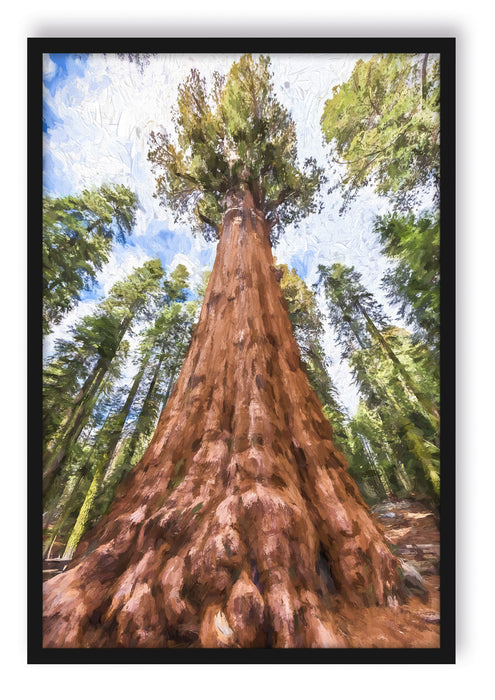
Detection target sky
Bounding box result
[42,51,407,415]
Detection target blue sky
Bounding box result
[42,52,409,415]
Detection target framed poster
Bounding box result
[28,37,455,662]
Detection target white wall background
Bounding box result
[1,2,492,697]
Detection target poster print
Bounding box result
[29,38,455,662]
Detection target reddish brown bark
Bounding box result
[43,190,404,648]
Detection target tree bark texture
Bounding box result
[43,190,404,648]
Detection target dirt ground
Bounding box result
[335,498,441,648]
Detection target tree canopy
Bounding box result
[321,53,440,211]
[148,54,324,241]
[43,259,164,497]
[316,262,389,358]
[43,184,138,334]
[375,211,440,357]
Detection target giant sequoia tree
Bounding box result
[43,55,406,649]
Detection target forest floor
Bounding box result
[335,498,441,648]
[43,497,441,648]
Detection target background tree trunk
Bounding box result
[43,358,108,495]
[43,190,404,649]
[358,301,440,426]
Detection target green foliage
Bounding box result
[345,410,391,503]
[321,53,439,211]
[98,258,164,323]
[42,259,164,498]
[349,383,439,504]
[117,299,197,470]
[277,264,348,446]
[44,259,164,433]
[163,263,190,303]
[375,211,440,356]
[316,262,388,358]
[317,262,439,504]
[43,184,138,334]
[90,267,196,518]
[43,263,197,553]
[148,54,324,242]
[348,353,439,504]
[350,326,438,409]
[317,262,438,419]
[43,342,86,425]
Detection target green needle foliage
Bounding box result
[101,304,195,490]
[113,281,200,475]
[375,210,440,358]
[350,327,439,411]
[349,331,440,505]
[148,54,324,242]
[43,259,164,498]
[321,53,440,212]
[43,184,138,334]
[277,263,348,446]
[43,266,197,556]
[316,262,389,358]
[317,262,438,425]
[317,263,440,504]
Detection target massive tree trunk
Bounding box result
[43,190,404,649]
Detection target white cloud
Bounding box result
[42,55,57,81]
[168,251,215,294]
[98,245,160,297]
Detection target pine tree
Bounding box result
[112,301,196,476]
[43,259,164,497]
[317,262,439,427]
[277,264,348,446]
[43,184,138,334]
[349,328,440,502]
[43,380,124,557]
[375,211,440,359]
[345,413,391,503]
[317,262,439,503]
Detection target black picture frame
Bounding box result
[28,37,455,664]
